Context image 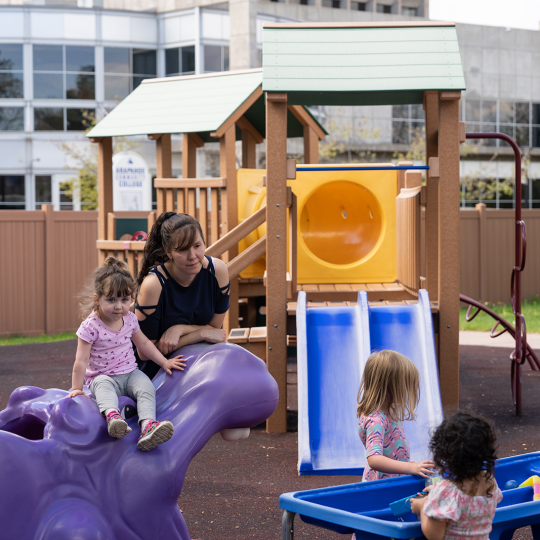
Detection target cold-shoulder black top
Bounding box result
[135,255,230,378]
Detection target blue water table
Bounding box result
[280,452,540,540]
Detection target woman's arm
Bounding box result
[68,338,92,398]
[131,330,186,375]
[156,258,230,354]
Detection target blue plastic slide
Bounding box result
[296,289,443,475]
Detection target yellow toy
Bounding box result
[519,475,540,488]
[237,164,398,284]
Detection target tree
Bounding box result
[58,110,139,210]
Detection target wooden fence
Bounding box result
[1,205,539,337]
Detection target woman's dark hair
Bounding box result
[430,410,498,496]
[138,212,205,286]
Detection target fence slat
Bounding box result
[210,188,219,245]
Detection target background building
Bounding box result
[0,0,539,210]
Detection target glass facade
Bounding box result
[0,175,25,209]
[104,47,156,101]
[0,44,23,99]
[34,108,94,131]
[203,45,229,73]
[33,45,95,100]
[165,46,196,77]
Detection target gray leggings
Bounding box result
[90,369,156,422]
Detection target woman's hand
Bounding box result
[157,325,185,356]
[408,459,436,478]
[68,388,90,398]
[163,355,187,375]
[200,327,226,344]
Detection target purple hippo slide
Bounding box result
[0,342,279,540]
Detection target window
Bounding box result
[59,180,73,210]
[35,175,52,209]
[33,45,95,100]
[402,6,417,16]
[322,0,342,7]
[34,107,94,131]
[0,175,25,209]
[0,107,24,131]
[377,4,392,13]
[165,46,196,77]
[203,45,229,73]
[0,44,23,98]
[351,1,367,9]
[104,47,156,101]
[391,104,424,145]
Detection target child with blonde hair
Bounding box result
[410,411,502,540]
[357,350,434,481]
[68,257,186,451]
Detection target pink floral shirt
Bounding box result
[76,311,140,385]
[358,408,410,481]
[423,479,503,540]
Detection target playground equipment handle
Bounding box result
[465,132,528,415]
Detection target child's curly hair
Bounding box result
[429,410,498,496]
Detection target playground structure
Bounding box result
[87,21,465,433]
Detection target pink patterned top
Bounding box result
[358,408,410,481]
[76,311,140,385]
[423,479,503,540]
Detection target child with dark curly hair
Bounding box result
[357,350,435,481]
[410,411,503,540]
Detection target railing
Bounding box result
[155,178,226,246]
[464,132,530,416]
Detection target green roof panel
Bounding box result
[262,24,466,106]
[87,68,326,140]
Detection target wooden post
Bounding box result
[438,91,461,411]
[220,125,239,333]
[424,91,439,301]
[97,137,113,242]
[476,203,488,303]
[154,134,172,215]
[397,161,413,193]
[303,125,319,164]
[43,204,55,335]
[183,133,198,178]
[242,129,257,168]
[266,92,288,433]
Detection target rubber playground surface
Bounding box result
[1,340,540,539]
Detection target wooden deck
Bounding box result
[239,279,417,301]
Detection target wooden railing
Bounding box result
[155,177,226,246]
[396,171,425,294]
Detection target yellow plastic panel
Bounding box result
[236,165,397,283]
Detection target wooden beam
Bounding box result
[288,105,326,141]
[424,91,439,303]
[154,178,226,189]
[397,160,413,192]
[220,124,239,334]
[189,132,205,147]
[438,95,461,411]
[97,137,113,241]
[107,212,116,241]
[440,91,462,101]
[242,130,257,168]
[237,115,264,144]
[266,91,288,433]
[227,236,266,279]
[303,126,319,165]
[182,133,197,179]
[211,85,263,139]
[206,206,266,258]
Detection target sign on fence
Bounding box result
[113,152,152,211]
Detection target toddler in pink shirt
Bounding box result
[68,257,186,452]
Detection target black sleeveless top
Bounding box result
[135,255,230,378]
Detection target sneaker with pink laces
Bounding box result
[137,420,174,452]
[106,410,132,439]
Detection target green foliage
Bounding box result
[0,332,77,346]
[460,296,540,333]
[58,110,140,210]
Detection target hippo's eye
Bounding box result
[121,404,137,420]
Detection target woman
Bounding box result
[135,212,230,379]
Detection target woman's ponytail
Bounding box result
[137,211,175,286]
